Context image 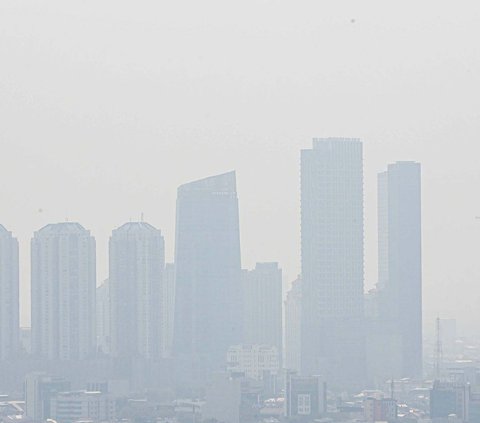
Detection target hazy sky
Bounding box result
[1,0,480,333]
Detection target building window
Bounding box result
[298,394,311,415]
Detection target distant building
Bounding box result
[96,279,110,355]
[377,162,422,379]
[0,225,19,361]
[50,391,115,423]
[430,381,470,423]
[173,171,242,382]
[226,345,279,380]
[31,223,96,360]
[363,397,397,422]
[285,373,326,418]
[300,138,365,387]
[25,373,70,422]
[109,222,165,360]
[162,263,175,358]
[285,277,301,373]
[19,327,31,356]
[242,263,282,357]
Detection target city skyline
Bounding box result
[2,2,480,335]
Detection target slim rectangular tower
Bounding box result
[242,262,283,356]
[300,138,365,388]
[378,161,422,379]
[0,224,19,360]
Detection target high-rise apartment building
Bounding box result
[109,222,165,360]
[300,138,365,387]
[96,279,110,355]
[285,277,301,373]
[242,262,282,356]
[173,171,242,380]
[162,263,175,358]
[31,223,96,360]
[0,224,19,360]
[377,161,422,379]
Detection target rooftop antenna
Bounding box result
[435,316,443,381]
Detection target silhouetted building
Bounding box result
[0,225,19,361]
[173,171,242,383]
[31,223,96,360]
[242,262,282,356]
[430,381,469,423]
[285,277,301,373]
[25,372,70,422]
[285,373,326,418]
[300,138,366,387]
[109,222,165,360]
[377,162,422,379]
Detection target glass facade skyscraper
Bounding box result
[173,171,242,383]
[300,138,365,387]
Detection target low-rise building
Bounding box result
[227,345,279,381]
[50,391,115,423]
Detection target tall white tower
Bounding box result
[31,223,96,360]
[300,138,365,387]
[0,224,19,360]
[109,222,165,360]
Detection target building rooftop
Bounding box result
[178,171,236,194]
[35,222,89,236]
[113,221,160,235]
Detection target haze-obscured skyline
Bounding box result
[1,0,480,332]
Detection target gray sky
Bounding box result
[1,0,480,334]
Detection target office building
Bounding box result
[31,223,96,360]
[285,373,326,418]
[109,222,165,360]
[300,138,365,386]
[430,381,470,423]
[25,372,70,421]
[226,344,280,380]
[0,225,19,361]
[285,277,301,373]
[364,397,397,422]
[377,162,422,378]
[173,171,242,380]
[50,390,116,423]
[242,262,282,356]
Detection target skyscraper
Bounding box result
[173,171,242,380]
[96,279,110,355]
[31,223,96,360]
[109,222,165,360]
[377,161,422,379]
[161,263,175,358]
[285,277,301,373]
[0,224,19,361]
[300,138,365,387]
[242,262,282,356]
